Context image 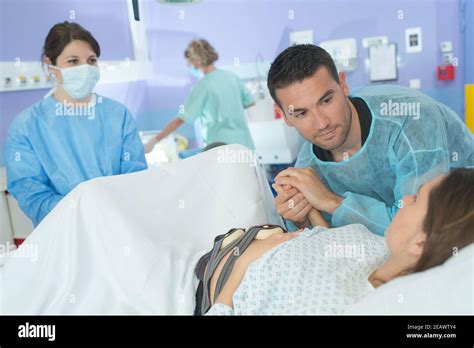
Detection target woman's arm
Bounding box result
[144,117,184,153]
[155,117,184,142]
[308,209,331,228]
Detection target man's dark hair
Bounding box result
[267,44,339,107]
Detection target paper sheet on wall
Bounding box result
[369,44,397,82]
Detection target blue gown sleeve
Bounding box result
[6,127,64,227]
[120,109,148,174]
[332,104,453,236]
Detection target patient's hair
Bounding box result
[184,39,219,66]
[411,168,474,274]
[42,21,101,65]
[267,44,339,108]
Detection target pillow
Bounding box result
[345,244,473,314]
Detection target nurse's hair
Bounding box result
[399,168,474,278]
[267,44,339,108]
[42,21,101,65]
[184,39,218,66]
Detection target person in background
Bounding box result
[145,39,256,153]
[5,21,147,227]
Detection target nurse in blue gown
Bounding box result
[5,22,147,227]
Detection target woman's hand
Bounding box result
[144,137,158,153]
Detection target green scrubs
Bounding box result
[179,69,255,149]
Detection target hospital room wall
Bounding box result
[463,0,474,132]
[0,0,469,167]
[464,0,474,84]
[140,0,466,125]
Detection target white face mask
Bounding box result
[47,64,100,99]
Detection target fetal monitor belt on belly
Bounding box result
[194,224,287,315]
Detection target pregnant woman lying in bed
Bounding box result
[200,168,473,315]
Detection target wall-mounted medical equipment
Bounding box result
[248,120,303,164]
[319,38,358,72]
[244,80,304,164]
[437,41,455,81]
[437,65,455,81]
[405,27,423,53]
[289,30,314,45]
[0,1,152,92]
[223,59,304,165]
[369,43,398,82]
[362,36,388,48]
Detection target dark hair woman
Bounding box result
[5,21,147,227]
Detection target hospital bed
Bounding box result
[0,145,472,315]
[0,144,281,314]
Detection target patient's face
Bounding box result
[385,176,445,257]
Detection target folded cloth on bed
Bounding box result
[0,144,282,314]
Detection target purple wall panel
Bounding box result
[0,0,466,165]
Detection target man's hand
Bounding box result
[272,182,312,228]
[275,167,343,215]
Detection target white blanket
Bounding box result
[0,145,282,314]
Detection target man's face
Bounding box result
[275,67,352,151]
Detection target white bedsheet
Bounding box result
[0,145,282,314]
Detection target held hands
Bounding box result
[272,182,313,227]
[274,167,343,215]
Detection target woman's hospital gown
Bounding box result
[5,94,147,226]
[207,224,389,315]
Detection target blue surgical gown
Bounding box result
[5,94,147,227]
[179,69,256,150]
[290,85,474,235]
